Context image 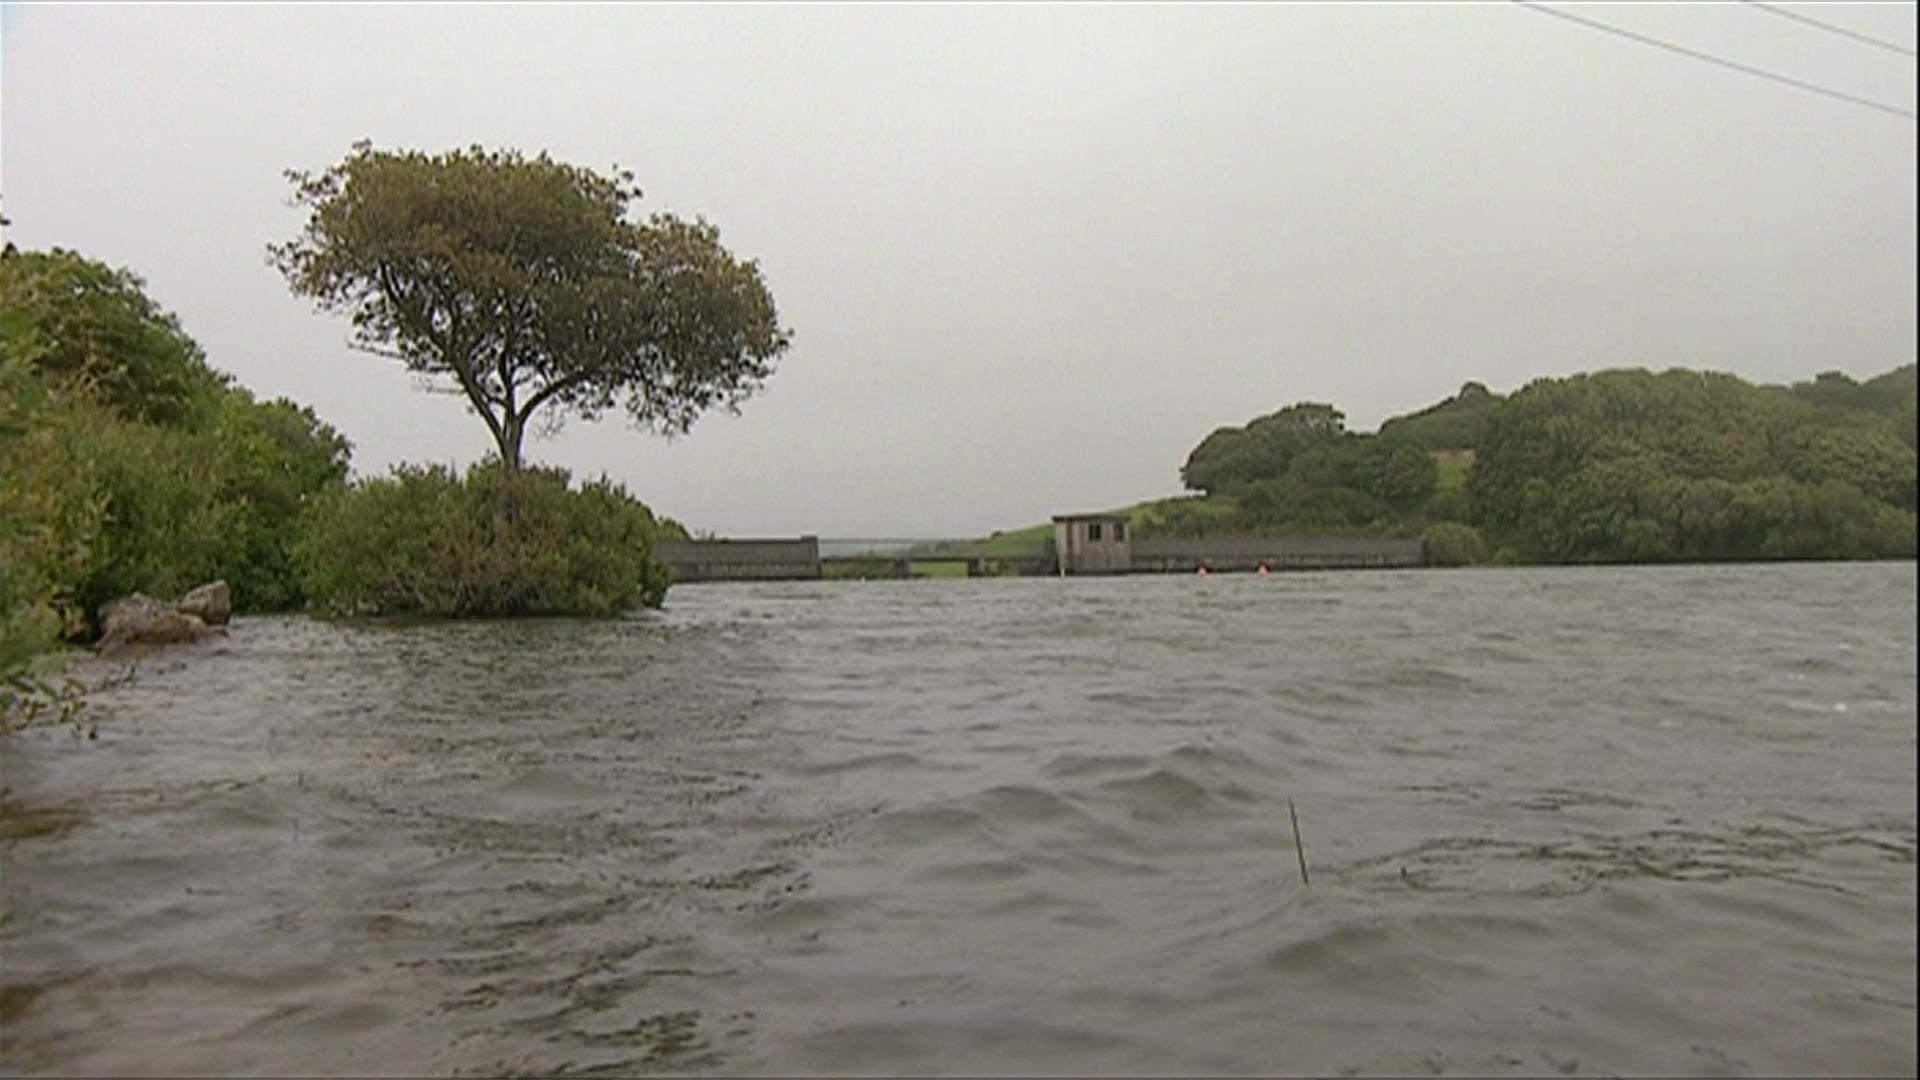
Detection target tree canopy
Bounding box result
[1179,402,1348,495]
[1376,381,1502,451]
[1470,368,1914,562]
[273,143,791,472]
[1156,364,1914,564]
[0,248,226,425]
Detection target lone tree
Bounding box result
[274,143,790,473]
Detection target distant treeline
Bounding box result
[1162,364,1916,565]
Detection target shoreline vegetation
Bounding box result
[0,243,690,720]
[4,143,1916,719]
[3,141,791,719]
[924,366,1915,571]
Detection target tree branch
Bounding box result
[376,262,509,454]
[516,370,592,428]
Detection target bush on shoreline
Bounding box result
[1422,522,1487,567]
[2,249,352,639]
[296,462,677,618]
[1,363,79,717]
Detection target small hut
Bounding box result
[1052,513,1132,575]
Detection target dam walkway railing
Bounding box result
[654,534,1425,583]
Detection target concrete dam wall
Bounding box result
[1052,514,1423,575]
[652,537,822,583]
[1128,535,1424,573]
[655,531,1426,582]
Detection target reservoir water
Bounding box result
[2,563,1914,1076]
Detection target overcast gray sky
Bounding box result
[4,3,1915,537]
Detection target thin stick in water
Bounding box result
[1289,797,1310,887]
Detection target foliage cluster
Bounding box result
[1471,368,1915,562]
[0,247,227,425]
[1173,402,1447,538]
[9,136,788,713]
[297,462,678,617]
[1376,382,1503,451]
[273,143,790,474]
[1179,402,1348,495]
[1,357,87,715]
[1784,366,1916,420]
[1162,364,1915,567]
[1,248,351,712]
[1421,521,1488,567]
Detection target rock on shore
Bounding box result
[176,581,232,626]
[96,580,231,651]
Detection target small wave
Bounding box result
[1342,820,1919,898]
[744,894,865,935]
[860,805,992,847]
[492,768,611,804]
[1252,921,1501,1002]
[1162,741,1262,774]
[1512,788,1642,813]
[1042,752,1153,778]
[789,751,924,777]
[976,889,1094,917]
[1343,660,1480,694]
[911,858,1031,884]
[1094,768,1237,824]
[968,784,1086,824]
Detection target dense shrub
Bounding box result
[1422,522,1487,567]
[0,248,226,426]
[1,359,90,713]
[1284,439,1438,508]
[74,407,233,616]
[1237,479,1395,533]
[296,462,675,617]
[1376,382,1503,451]
[1471,369,1918,562]
[207,392,352,610]
[1180,403,1348,495]
[1,247,350,639]
[1156,364,1916,562]
[1423,485,1472,524]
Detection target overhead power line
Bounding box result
[1512,1,1917,120]
[1741,1,1918,59]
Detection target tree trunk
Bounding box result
[498,417,526,475]
[492,416,525,558]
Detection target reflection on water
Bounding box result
[2,563,1914,1076]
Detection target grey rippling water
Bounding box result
[1,563,1914,1077]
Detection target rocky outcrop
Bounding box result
[95,581,231,652]
[176,580,231,626]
